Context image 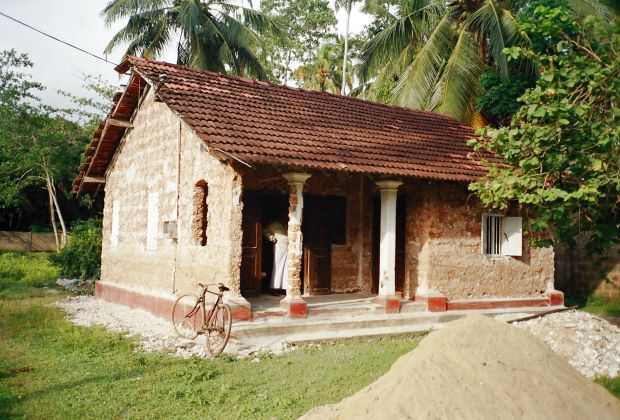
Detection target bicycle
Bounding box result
[171,282,232,357]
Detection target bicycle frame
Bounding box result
[192,285,224,333]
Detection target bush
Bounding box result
[0,252,58,287]
[50,219,102,280]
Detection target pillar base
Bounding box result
[373,295,401,314]
[225,295,252,321]
[413,291,448,312]
[280,295,307,318]
[546,290,565,307]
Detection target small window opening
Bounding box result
[192,181,209,246]
[482,214,523,257]
[483,215,502,255]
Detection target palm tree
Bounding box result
[335,0,361,95]
[358,0,612,124]
[102,0,279,79]
[294,43,351,93]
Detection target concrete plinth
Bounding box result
[280,295,308,318]
[373,295,401,314]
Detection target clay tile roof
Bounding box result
[74,56,494,193]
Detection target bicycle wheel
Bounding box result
[206,303,232,357]
[171,293,204,340]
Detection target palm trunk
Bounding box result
[341,0,352,96]
[44,165,67,248]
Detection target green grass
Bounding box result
[0,288,421,418]
[0,251,59,299]
[596,376,620,399]
[1,253,618,417]
[565,294,620,318]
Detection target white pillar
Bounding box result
[376,180,402,297]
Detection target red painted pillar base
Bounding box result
[280,296,308,318]
[373,295,402,314]
[413,291,448,312]
[226,297,252,321]
[547,290,565,307]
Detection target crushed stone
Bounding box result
[512,309,620,379]
[55,295,293,359]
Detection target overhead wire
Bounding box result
[0,11,118,66]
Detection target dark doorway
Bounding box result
[371,195,406,295]
[241,191,289,297]
[303,195,347,295]
[260,194,289,294]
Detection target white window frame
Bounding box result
[111,199,120,248]
[147,192,159,250]
[481,214,522,257]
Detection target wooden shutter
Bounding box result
[501,216,522,256]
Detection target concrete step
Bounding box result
[234,311,462,338]
[232,306,557,342]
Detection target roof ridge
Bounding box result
[122,56,465,125]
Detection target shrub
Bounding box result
[50,219,102,280]
[0,252,58,287]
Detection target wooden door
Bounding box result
[240,191,262,297]
[372,195,406,295]
[303,197,332,295]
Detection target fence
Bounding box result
[555,244,620,299]
[0,231,59,252]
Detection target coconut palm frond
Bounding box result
[432,29,484,122]
[103,8,169,55]
[568,0,613,19]
[465,0,520,82]
[101,0,170,25]
[391,14,456,110]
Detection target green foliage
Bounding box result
[102,0,279,79]
[0,288,422,418]
[0,252,58,299]
[565,295,620,317]
[294,41,350,93]
[260,0,337,83]
[469,11,620,256]
[476,70,532,126]
[595,376,620,399]
[50,219,102,280]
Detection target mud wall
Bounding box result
[101,89,243,297]
[402,181,554,300]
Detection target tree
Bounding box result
[0,50,93,246]
[102,0,279,79]
[468,9,620,257]
[294,42,350,93]
[335,0,361,95]
[260,0,337,84]
[358,0,613,124]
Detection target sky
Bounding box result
[0,0,372,110]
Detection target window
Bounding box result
[111,199,120,248]
[147,192,159,250]
[482,215,522,256]
[192,181,209,246]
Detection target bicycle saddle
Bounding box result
[218,283,230,292]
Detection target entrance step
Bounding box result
[232,306,557,345]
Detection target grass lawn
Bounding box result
[0,252,421,418]
[565,294,620,318]
[1,252,618,419]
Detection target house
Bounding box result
[73,56,564,321]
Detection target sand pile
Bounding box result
[301,314,620,420]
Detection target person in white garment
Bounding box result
[263,220,288,293]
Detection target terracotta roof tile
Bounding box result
[74,56,494,193]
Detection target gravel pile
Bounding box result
[55,296,291,359]
[513,309,620,379]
